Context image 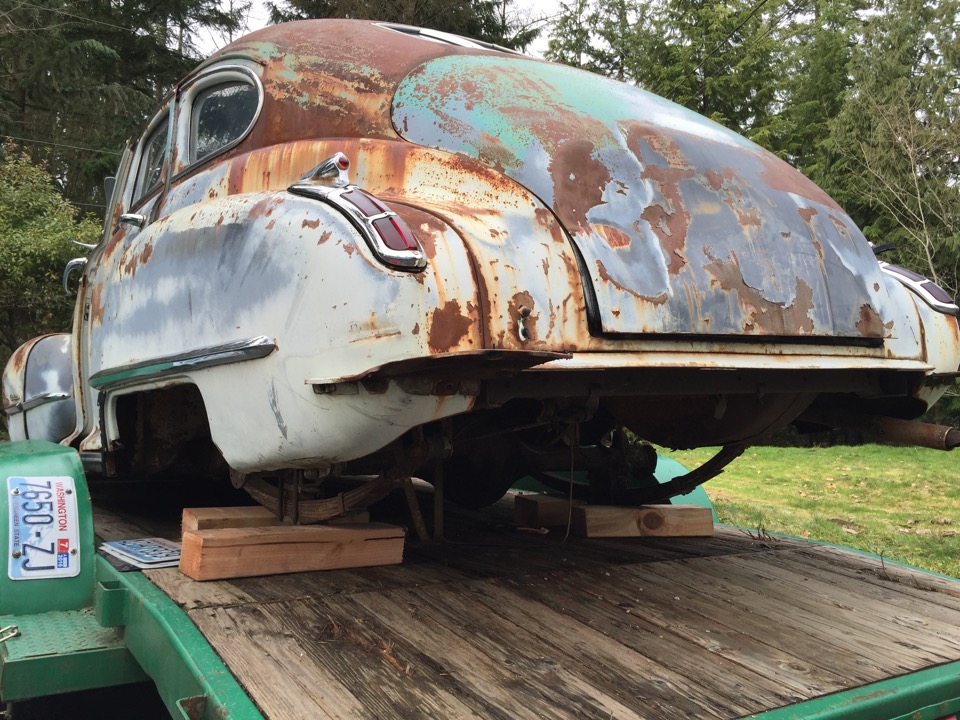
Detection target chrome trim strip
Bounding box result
[3,392,72,416]
[172,64,265,180]
[89,336,276,390]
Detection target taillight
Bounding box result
[880,262,959,316]
[288,152,427,271]
[373,216,418,252]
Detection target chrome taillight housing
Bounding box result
[288,152,426,271]
[880,262,959,316]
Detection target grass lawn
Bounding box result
[664,444,960,579]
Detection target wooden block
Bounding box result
[183,506,278,532]
[182,507,370,532]
[179,523,405,581]
[513,494,586,526]
[571,504,713,538]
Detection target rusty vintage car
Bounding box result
[4,20,959,513]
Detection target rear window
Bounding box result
[191,81,259,162]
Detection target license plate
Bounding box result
[7,476,81,580]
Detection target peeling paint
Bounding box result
[427,300,473,352]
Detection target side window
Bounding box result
[133,118,168,204]
[191,80,259,162]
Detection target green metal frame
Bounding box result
[748,661,960,720]
[0,440,263,719]
[0,607,148,701]
[0,440,95,615]
[95,556,263,720]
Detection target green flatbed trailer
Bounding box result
[2,440,959,720]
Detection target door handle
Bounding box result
[63,257,88,293]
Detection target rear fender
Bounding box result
[2,334,76,444]
[81,188,481,469]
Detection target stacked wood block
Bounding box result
[513,493,586,527]
[514,494,714,538]
[179,507,403,581]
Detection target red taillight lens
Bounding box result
[341,189,389,216]
[288,177,426,270]
[373,216,418,252]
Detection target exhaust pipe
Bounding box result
[801,410,960,451]
[867,415,960,450]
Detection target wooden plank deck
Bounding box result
[93,494,960,720]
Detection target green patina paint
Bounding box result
[89,359,182,389]
[394,54,755,176]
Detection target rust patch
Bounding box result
[228,159,246,195]
[534,207,555,232]
[412,323,420,335]
[266,220,276,231]
[798,207,817,223]
[624,123,693,275]
[7,343,30,375]
[427,300,472,353]
[699,165,761,230]
[595,224,631,249]
[302,218,320,229]
[318,230,332,245]
[855,304,885,338]
[548,139,611,233]
[248,195,278,220]
[704,169,724,192]
[703,249,815,334]
[757,151,843,212]
[119,238,155,278]
[88,282,105,327]
[639,168,693,275]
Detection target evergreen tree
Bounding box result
[545,0,788,139]
[830,0,960,294]
[0,0,243,213]
[769,0,864,191]
[627,0,788,138]
[545,0,595,69]
[265,0,517,45]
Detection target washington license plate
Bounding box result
[7,476,80,580]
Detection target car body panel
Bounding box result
[392,54,888,340]
[2,19,958,483]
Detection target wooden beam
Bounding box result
[180,522,405,581]
[182,506,277,532]
[571,504,713,538]
[513,494,586,527]
[182,507,370,532]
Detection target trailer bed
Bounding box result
[93,496,960,719]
